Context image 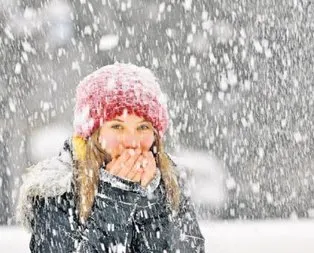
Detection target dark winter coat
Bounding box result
[17,138,205,253]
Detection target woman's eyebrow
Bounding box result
[111,119,124,122]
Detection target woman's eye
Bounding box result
[138,125,149,130]
[111,124,123,130]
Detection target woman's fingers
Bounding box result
[126,155,144,181]
[131,172,142,183]
[106,149,157,185]
[140,151,157,187]
[108,150,130,175]
[118,149,141,178]
[142,151,154,171]
[123,149,141,172]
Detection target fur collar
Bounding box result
[16,139,74,230]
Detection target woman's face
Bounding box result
[98,113,155,159]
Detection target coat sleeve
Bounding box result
[173,165,205,252]
[174,192,205,252]
[29,193,80,253]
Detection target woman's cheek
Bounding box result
[140,134,155,150]
[107,136,121,150]
[100,135,120,151]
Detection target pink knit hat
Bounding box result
[73,63,169,139]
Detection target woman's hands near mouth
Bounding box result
[106,149,157,187]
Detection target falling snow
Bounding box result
[1,0,314,252]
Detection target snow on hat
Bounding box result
[73,62,169,139]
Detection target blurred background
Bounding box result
[1,0,314,251]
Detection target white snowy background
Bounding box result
[1,0,314,252]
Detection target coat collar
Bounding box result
[16,138,74,230]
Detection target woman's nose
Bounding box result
[122,134,140,149]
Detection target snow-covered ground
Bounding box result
[1,219,314,253]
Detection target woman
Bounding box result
[17,63,205,252]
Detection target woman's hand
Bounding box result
[106,148,143,182]
[140,151,157,188]
[105,149,157,187]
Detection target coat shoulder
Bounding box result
[16,138,75,230]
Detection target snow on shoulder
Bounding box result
[16,146,73,230]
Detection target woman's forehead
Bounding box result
[112,114,148,123]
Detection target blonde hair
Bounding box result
[72,128,180,223]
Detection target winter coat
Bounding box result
[17,138,205,253]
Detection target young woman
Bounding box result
[17,63,205,252]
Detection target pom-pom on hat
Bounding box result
[73,63,169,139]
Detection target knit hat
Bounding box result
[73,63,169,139]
